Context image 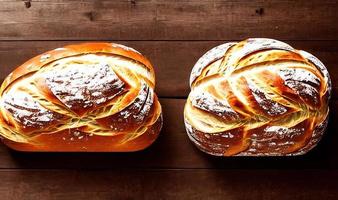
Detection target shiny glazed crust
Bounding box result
[0,43,162,152]
[184,38,331,156]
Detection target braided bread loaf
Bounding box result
[0,43,162,152]
[184,38,331,156]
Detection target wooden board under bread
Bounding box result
[0,169,337,200]
[0,1,337,199]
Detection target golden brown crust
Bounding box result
[2,114,162,152]
[184,38,331,156]
[0,43,162,152]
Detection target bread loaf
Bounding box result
[184,38,331,156]
[0,43,162,152]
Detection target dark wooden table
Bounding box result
[0,1,338,199]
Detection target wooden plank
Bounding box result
[0,98,337,169]
[0,169,337,200]
[0,40,338,98]
[0,1,337,40]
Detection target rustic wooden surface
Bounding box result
[0,1,338,199]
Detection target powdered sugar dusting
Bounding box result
[242,125,305,155]
[134,84,154,122]
[106,82,154,131]
[243,38,294,56]
[44,62,125,114]
[2,91,62,129]
[247,79,287,116]
[190,43,236,86]
[120,82,153,122]
[299,50,332,99]
[111,43,141,55]
[278,68,320,87]
[294,116,328,155]
[190,90,239,120]
[263,126,305,139]
[227,38,294,66]
[278,68,320,105]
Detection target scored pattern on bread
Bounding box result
[184,38,331,156]
[0,43,162,151]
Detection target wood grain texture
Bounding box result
[0,169,337,200]
[0,1,338,199]
[0,0,337,40]
[0,98,337,170]
[0,40,337,98]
